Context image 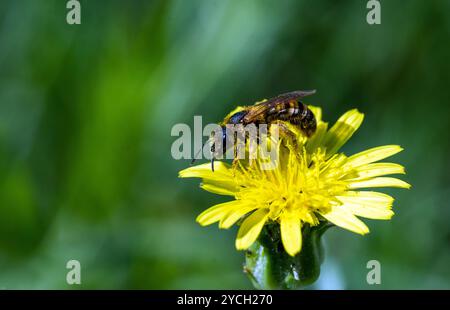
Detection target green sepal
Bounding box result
[243,221,332,289]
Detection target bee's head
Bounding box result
[209,126,228,171]
[208,109,247,171]
[227,110,247,124]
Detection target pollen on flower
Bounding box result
[232,146,348,227]
[179,106,410,257]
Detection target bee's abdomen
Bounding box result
[267,100,302,122]
[266,100,317,137]
[289,105,316,137]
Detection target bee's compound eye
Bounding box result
[228,111,247,124]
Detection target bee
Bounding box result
[193,90,317,171]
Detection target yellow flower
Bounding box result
[179,107,410,257]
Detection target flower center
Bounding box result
[232,146,349,226]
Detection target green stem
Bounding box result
[243,221,333,289]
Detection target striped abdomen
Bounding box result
[267,100,316,137]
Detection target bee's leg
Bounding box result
[210,144,215,172]
[210,138,217,172]
[272,121,296,140]
[271,120,301,151]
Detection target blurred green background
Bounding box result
[0,0,449,289]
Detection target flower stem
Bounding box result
[243,221,333,289]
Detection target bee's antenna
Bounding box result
[190,138,212,166]
[211,157,215,172]
[190,148,202,165]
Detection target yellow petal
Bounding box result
[343,203,394,220]
[339,191,394,205]
[345,163,405,181]
[344,145,403,169]
[337,193,394,220]
[308,105,322,123]
[196,200,245,226]
[235,208,269,250]
[305,105,324,151]
[200,183,236,196]
[180,162,238,195]
[323,109,364,157]
[349,177,411,189]
[306,122,328,153]
[322,206,369,235]
[219,205,259,229]
[280,215,302,256]
[179,161,232,179]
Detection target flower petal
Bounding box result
[322,206,369,235]
[339,191,394,205]
[235,208,269,250]
[306,122,328,153]
[308,105,322,123]
[337,192,394,220]
[180,162,238,195]
[179,161,232,178]
[280,215,302,256]
[344,163,405,181]
[349,177,411,189]
[323,109,364,157]
[196,200,245,226]
[200,183,236,196]
[219,205,259,229]
[342,203,394,220]
[344,145,403,169]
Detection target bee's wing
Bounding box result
[243,90,316,122]
[242,101,273,123]
[273,90,316,101]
